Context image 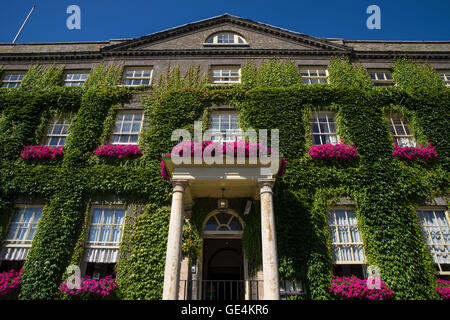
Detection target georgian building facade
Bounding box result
[0,14,449,300]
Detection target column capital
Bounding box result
[171,179,188,191]
[257,178,275,190]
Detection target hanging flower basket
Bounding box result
[435,280,450,300]
[329,275,393,300]
[160,140,286,179]
[308,143,358,160]
[20,145,64,160]
[392,142,437,160]
[93,144,142,159]
[0,269,22,298]
[59,275,118,300]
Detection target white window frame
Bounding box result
[388,115,416,147]
[4,205,43,248]
[63,70,90,87]
[368,69,395,86]
[299,67,329,84]
[1,72,26,88]
[209,111,241,143]
[43,116,70,147]
[438,70,450,87]
[328,208,366,264]
[202,210,244,238]
[309,111,339,145]
[122,67,153,87]
[205,33,247,45]
[85,206,126,249]
[417,207,450,275]
[211,66,241,84]
[110,110,144,145]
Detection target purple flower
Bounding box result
[308,143,358,160]
[93,144,142,159]
[20,145,65,160]
[392,142,437,160]
[160,140,287,179]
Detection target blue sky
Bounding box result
[1,0,449,43]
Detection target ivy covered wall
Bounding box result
[0,59,448,300]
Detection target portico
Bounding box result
[161,155,282,300]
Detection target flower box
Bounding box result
[160,140,287,179]
[59,275,118,300]
[435,280,450,300]
[93,144,142,159]
[308,143,358,160]
[0,269,22,298]
[329,275,393,300]
[392,142,437,160]
[20,145,64,160]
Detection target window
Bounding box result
[203,211,244,238]
[44,117,70,147]
[328,209,366,263]
[64,71,89,86]
[368,70,395,86]
[1,72,25,88]
[111,111,143,144]
[4,206,42,246]
[122,68,152,86]
[83,206,126,268]
[309,111,339,145]
[0,205,43,264]
[417,209,450,274]
[205,33,247,44]
[211,66,241,84]
[86,207,125,248]
[438,71,450,87]
[388,116,415,147]
[299,67,329,84]
[209,111,241,142]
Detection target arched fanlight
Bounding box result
[205,33,247,44]
[204,211,243,232]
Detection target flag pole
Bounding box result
[12,4,36,44]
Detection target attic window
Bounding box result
[205,33,247,45]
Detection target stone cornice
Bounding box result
[353,50,450,60]
[1,48,449,62]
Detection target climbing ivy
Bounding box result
[83,62,124,89]
[328,56,372,89]
[393,58,446,92]
[0,57,448,300]
[241,58,302,89]
[20,63,65,91]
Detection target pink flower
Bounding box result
[93,144,142,159]
[20,145,65,160]
[308,143,358,160]
[160,140,287,179]
[392,142,437,160]
[329,275,393,300]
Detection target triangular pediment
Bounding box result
[102,14,351,52]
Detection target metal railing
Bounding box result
[178,279,304,300]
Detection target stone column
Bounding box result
[258,179,280,300]
[162,179,188,300]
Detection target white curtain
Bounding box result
[83,248,118,263]
[0,247,29,260]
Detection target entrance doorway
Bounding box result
[202,239,244,300]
